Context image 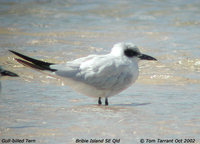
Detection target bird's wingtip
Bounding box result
[9,50,19,55]
[9,50,14,53]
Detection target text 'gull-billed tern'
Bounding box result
[10,42,157,105]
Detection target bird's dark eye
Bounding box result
[124,49,139,57]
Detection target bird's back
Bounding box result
[51,54,139,97]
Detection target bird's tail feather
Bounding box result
[9,50,57,72]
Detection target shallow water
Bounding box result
[0,0,200,144]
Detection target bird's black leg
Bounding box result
[105,97,109,106]
[98,97,102,105]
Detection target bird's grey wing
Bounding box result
[50,55,98,78]
[51,55,132,90]
[73,55,131,90]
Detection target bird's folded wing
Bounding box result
[51,55,130,90]
[50,55,98,78]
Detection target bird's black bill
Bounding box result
[139,54,157,61]
[1,70,19,77]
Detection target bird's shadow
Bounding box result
[82,102,151,112]
[83,102,151,108]
[68,102,151,112]
[113,102,151,107]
